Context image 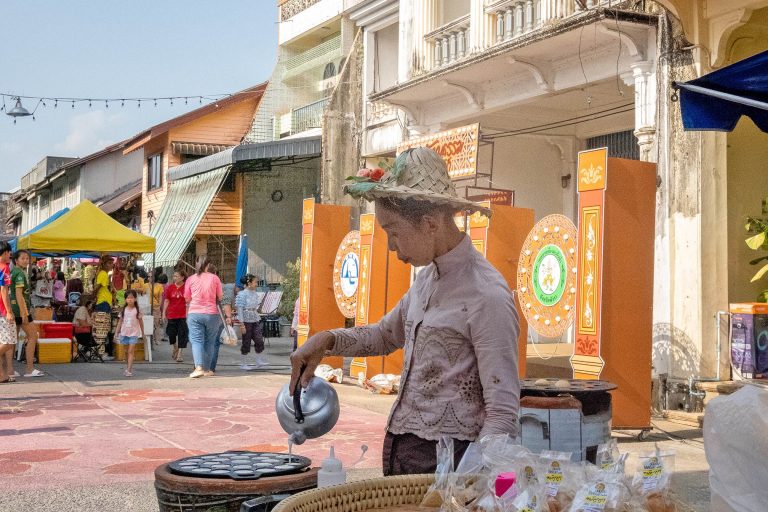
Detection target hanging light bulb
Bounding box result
[88,99,92,108]
[6,97,32,118]
[138,100,141,108]
[121,99,125,107]
[54,100,58,108]
[105,100,109,108]
[71,101,75,109]
[170,98,173,106]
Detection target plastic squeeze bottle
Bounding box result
[317,446,347,488]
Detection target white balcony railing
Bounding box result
[485,0,621,43]
[425,14,471,70]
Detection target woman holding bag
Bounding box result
[184,256,232,378]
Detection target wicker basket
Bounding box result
[272,475,435,512]
[272,474,697,512]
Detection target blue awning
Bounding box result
[10,208,70,253]
[675,50,768,132]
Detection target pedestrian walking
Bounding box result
[235,274,267,370]
[10,250,43,378]
[114,290,145,377]
[207,264,227,373]
[0,242,17,384]
[163,270,188,363]
[184,256,232,378]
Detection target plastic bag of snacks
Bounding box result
[630,446,676,512]
[596,440,621,471]
[539,451,582,512]
[445,442,492,512]
[506,485,547,512]
[421,437,456,508]
[569,472,631,512]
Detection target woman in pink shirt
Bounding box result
[184,256,232,378]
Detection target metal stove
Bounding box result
[519,378,616,462]
[168,451,311,481]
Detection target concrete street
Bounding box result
[0,338,710,511]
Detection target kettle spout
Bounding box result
[289,431,307,446]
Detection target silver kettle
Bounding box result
[275,367,340,445]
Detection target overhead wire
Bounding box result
[481,102,634,141]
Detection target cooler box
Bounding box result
[729,303,768,379]
[37,338,72,364]
[115,341,145,362]
[40,322,74,340]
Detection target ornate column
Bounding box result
[470,0,495,53]
[525,0,534,32]
[505,7,514,40]
[514,1,524,36]
[623,61,657,162]
[398,0,414,80]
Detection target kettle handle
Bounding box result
[293,365,305,423]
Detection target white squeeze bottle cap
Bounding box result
[317,446,347,488]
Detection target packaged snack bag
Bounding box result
[507,486,546,512]
[421,437,455,507]
[631,446,676,512]
[539,451,581,512]
[569,473,630,512]
[596,440,621,471]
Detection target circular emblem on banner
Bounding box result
[333,231,360,318]
[517,214,578,338]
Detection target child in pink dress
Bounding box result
[114,290,145,377]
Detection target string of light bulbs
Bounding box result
[0,91,236,123]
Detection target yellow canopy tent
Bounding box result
[16,200,155,255]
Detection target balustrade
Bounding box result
[425,15,471,70]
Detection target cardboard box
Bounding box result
[729,303,768,378]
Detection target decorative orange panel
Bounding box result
[295,198,349,369]
[572,148,607,380]
[483,204,534,378]
[351,213,410,379]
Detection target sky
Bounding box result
[0,0,278,191]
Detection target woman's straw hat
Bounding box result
[344,147,491,217]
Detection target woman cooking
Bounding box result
[290,147,520,476]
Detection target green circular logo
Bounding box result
[532,244,567,307]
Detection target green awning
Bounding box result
[145,166,230,267]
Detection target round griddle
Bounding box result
[521,378,617,394]
[168,451,311,481]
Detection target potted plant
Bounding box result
[277,258,300,337]
[745,197,768,302]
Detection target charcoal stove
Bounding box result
[156,451,317,512]
[519,378,616,462]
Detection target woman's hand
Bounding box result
[289,331,335,390]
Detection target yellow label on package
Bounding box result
[545,473,563,483]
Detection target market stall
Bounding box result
[16,200,156,362]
